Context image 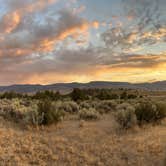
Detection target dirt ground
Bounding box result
[0,115,166,166]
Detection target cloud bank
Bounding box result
[0,0,165,84]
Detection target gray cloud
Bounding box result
[0,0,165,84]
[0,8,90,58]
[0,45,165,84]
[101,0,166,52]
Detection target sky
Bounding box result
[0,0,165,85]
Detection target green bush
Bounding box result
[0,99,36,123]
[2,106,23,122]
[95,100,117,114]
[127,94,137,99]
[116,102,132,111]
[59,101,79,113]
[20,99,32,107]
[80,101,91,109]
[0,91,23,99]
[95,90,119,100]
[71,88,89,101]
[155,102,166,120]
[120,91,128,100]
[135,101,166,125]
[25,109,44,126]
[37,100,65,125]
[79,108,99,120]
[32,91,61,100]
[115,103,137,129]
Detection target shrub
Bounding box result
[0,98,36,123]
[116,102,132,111]
[25,109,44,126]
[127,94,137,99]
[89,101,100,108]
[135,102,157,125]
[115,104,137,129]
[155,102,166,120]
[2,106,23,122]
[79,108,100,120]
[0,91,23,99]
[80,101,91,109]
[37,100,65,125]
[95,100,117,114]
[32,90,61,100]
[95,90,119,100]
[59,101,79,113]
[20,99,32,107]
[135,101,166,125]
[120,91,128,100]
[70,88,89,101]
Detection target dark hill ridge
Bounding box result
[0,81,166,93]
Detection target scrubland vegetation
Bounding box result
[0,88,166,165]
[0,89,165,127]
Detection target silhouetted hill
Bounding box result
[0,81,166,93]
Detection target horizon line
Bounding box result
[0,80,165,87]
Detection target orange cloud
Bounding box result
[0,8,100,59]
[20,0,57,13]
[37,19,100,52]
[92,61,166,83]
[38,22,90,52]
[0,11,20,33]
[141,28,166,41]
[92,21,100,29]
[126,32,138,43]
[0,0,57,34]
[19,59,166,85]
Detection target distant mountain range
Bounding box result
[0,81,166,93]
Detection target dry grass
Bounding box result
[0,115,166,166]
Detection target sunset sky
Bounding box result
[0,0,165,85]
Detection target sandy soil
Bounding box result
[0,115,166,166]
